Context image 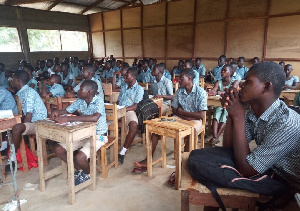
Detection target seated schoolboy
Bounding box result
[283,64,299,90]
[226,57,234,64]
[279,61,285,69]
[0,87,18,114]
[159,63,172,80]
[184,59,199,86]
[188,62,300,210]
[112,63,130,91]
[65,64,104,99]
[60,62,75,90]
[133,68,207,171]
[10,70,47,165]
[230,62,242,82]
[207,64,239,145]
[69,57,81,77]
[137,60,152,83]
[46,59,54,76]
[0,63,9,88]
[193,57,206,76]
[117,67,144,165]
[150,63,173,115]
[293,91,300,106]
[18,60,27,71]
[41,74,65,98]
[132,58,138,68]
[252,57,259,65]
[101,60,114,82]
[23,64,38,91]
[37,60,47,76]
[51,80,108,185]
[54,57,59,65]
[172,60,184,76]
[236,56,249,79]
[211,55,226,83]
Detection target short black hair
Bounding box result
[155,63,165,72]
[51,74,61,84]
[39,60,45,64]
[185,59,194,68]
[248,62,285,98]
[127,67,138,78]
[106,60,112,66]
[195,57,202,61]
[159,62,166,69]
[79,60,86,65]
[285,64,292,69]
[23,64,34,73]
[238,57,245,61]
[143,60,149,65]
[0,63,5,68]
[253,57,259,60]
[84,64,95,73]
[61,62,69,69]
[81,80,98,93]
[14,70,30,84]
[181,68,194,80]
[219,55,226,60]
[122,63,130,68]
[46,59,53,65]
[279,61,285,65]
[223,64,234,74]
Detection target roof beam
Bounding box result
[47,0,63,10]
[119,0,137,9]
[111,0,130,3]
[79,0,105,15]
[5,0,51,6]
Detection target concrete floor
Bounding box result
[1,134,299,211]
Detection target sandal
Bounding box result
[207,137,220,145]
[168,172,175,186]
[132,167,147,174]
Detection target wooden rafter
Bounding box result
[63,1,111,11]
[5,0,51,6]
[47,0,63,11]
[112,0,130,3]
[79,0,105,15]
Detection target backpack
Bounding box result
[136,91,159,133]
[187,147,287,211]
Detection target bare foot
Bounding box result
[133,159,147,168]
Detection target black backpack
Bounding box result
[187,147,287,211]
[136,91,159,133]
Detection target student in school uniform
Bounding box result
[160,63,172,80]
[60,62,75,90]
[133,68,207,173]
[101,60,115,82]
[211,55,226,83]
[236,56,249,79]
[69,57,81,77]
[137,60,152,83]
[185,59,199,86]
[117,67,144,165]
[293,91,300,106]
[283,64,299,90]
[226,57,234,64]
[10,70,47,168]
[41,74,65,98]
[23,64,38,91]
[230,62,242,82]
[189,62,300,210]
[65,64,104,99]
[279,61,285,69]
[18,60,27,71]
[0,87,18,114]
[172,60,184,76]
[46,59,54,76]
[193,57,206,76]
[37,60,47,76]
[0,63,9,88]
[54,57,59,65]
[207,64,239,145]
[51,80,108,186]
[112,63,130,91]
[150,63,173,115]
[252,57,259,65]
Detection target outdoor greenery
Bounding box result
[0,27,22,52]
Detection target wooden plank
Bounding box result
[270,0,300,16]
[167,0,194,24]
[196,0,227,22]
[123,29,142,57]
[143,2,166,26]
[228,0,268,19]
[122,7,141,28]
[103,10,121,30]
[105,30,122,57]
[143,27,165,58]
[89,13,103,32]
[263,0,272,59]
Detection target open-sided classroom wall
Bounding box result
[89,0,300,78]
[0,5,91,70]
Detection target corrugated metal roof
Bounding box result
[0,0,167,15]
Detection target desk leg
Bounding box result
[90,134,96,191]
[175,133,182,190]
[146,125,152,177]
[121,116,126,148]
[161,136,166,168]
[189,128,194,151]
[36,134,45,191]
[66,139,75,205]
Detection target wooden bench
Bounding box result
[181,152,259,211]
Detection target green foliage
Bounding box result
[0,27,22,52]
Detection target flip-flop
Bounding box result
[168,172,175,185]
[132,167,147,174]
[133,161,147,168]
[211,137,220,145]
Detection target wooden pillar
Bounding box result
[263,0,272,61]
[101,12,107,58]
[224,0,230,56]
[192,0,197,59]
[16,8,30,62]
[164,2,168,64]
[141,5,144,59]
[120,10,125,61]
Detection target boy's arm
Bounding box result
[41,80,48,97]
[23,112,33,123]
[176,108,205,121]
[54,113,101,124]
[29,83,35,89]
[208,81,219,96]
[222,115,233,147]
[226,88,258,177]
[126,103,138,112]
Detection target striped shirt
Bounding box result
[246,99,300,190]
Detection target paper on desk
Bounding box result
[0,110,13,119]
[2,199,27,211]
[23,183,38,190]
[104,103,125,110]
[56,122,82,126]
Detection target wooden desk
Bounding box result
[207,96,221,107]
[104,92,119,103]
[151,97,163,116]
[35,120,97,205]
[61,98,77,109]
[144,117,195,190]
[280,90,300,99]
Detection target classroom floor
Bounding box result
[1,134,299,211]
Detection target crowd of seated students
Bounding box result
[0,55,299,209]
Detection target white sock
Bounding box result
[0,141,7,151]
[119,147,127,155]
[10,153,15,161]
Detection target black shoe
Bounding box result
[5,162,16,173]
[118,154,124,165]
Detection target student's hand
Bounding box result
[177,107,184,115]
[225,88,246,120]
[220,88,230,108]
[50,110,59,119]
[153,95,161,99]
[208,89,217,96]
[283,84,288,90]
[114,71,120,75]
[53,116,69,124]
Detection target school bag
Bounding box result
[187,147,287,211]
[136,91,159,133]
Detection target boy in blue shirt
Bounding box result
[118,67,144,165]
[51,80,108,186]
[11,70,47,160]
[137,60,152,83]
[0,87,18,114]
[60,62,75,90]
[23,64,38,91]
[69,57,81,77]
[112,63,130,91]
[41,74,65,98]
[193,57,206,76]
[185,60,199,86]
[101,60,115,82]
[172,60,184,76]
[211,55,226,83]
[236,56,249,79]
[0,63,9,88]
